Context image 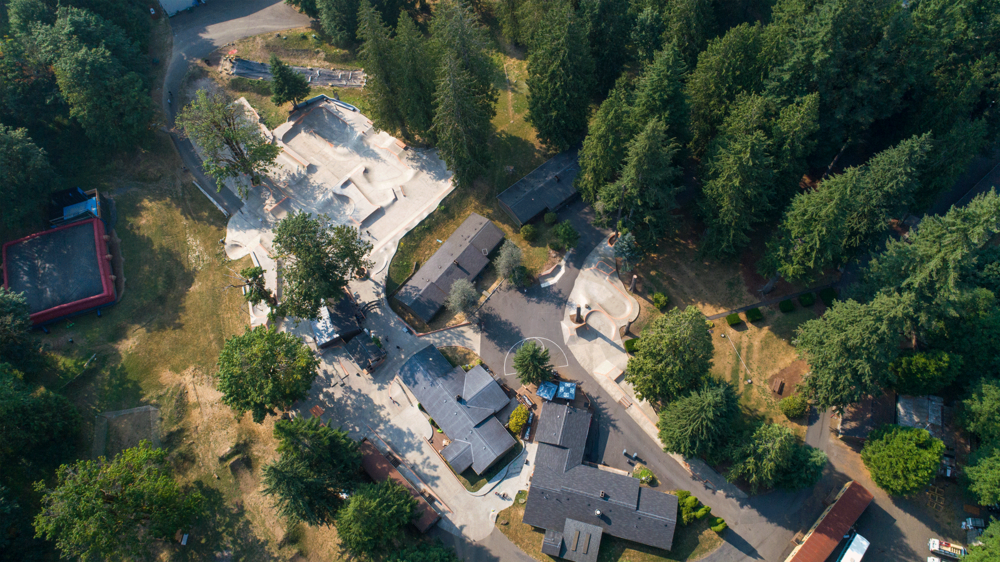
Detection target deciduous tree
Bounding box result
[965,520,1000,562]
[272,212,372,320]
[33,441,203,561]
[962,380,1000,444]
[335,480,416,555]
[657,382,739,457]
[262,417,361,525]
[513,340,552,386]
[216,326,320,423]
[0,288,35,368]
[177,90,281,198]
[494,240,524,283]
[626,306,713,404]
[861,424,944,496]
[446,279,479,316]
[965,444,1000,505]
[0,363,79,479]
[891,351,962,397]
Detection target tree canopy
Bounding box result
[626,306,713,404]
[272,212,372,320]
[216,326,319,423]
[177,90,281,199]
[965,444,1000,505]
[33,441,202,562]
[269,54,311,107]
[861,424,944,496]
[0,125,56,230]
[965,520,1000,562]
[513,341,553,386]
[263,417,361,525]
[446,278,479,316]
[335,480,417,555]
[657,382,739,457]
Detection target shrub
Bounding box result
[819,287,838,306]
[520,224,538,242]
[695,505,712,520]
[677,491,705,526]
[652,292,669,310]
[624,338,639,353]
[544,212,558,225]
[632,464,657,485]
[779,395,808,419]
[554,220,580,249]
[779,299,795,313]
[710,517,728,533]
[548,240,564,252]
[745,307,763,322]
[508,405,530,435]
[726,313,742,326]
[798,292,816,306]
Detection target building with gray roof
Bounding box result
[397,346,515,474]
[396,213,504,323]
[497,151,579,227]
[523,403,678,558]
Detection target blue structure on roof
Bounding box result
[537,381,558,401]
[557,382,577,400]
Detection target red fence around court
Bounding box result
[2,217,117,325]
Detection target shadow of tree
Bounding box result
[173,483,280,562]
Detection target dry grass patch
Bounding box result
[496,491,723,562]
[229,25,360,69]
[709,307,818,437]
[439,346,483,369]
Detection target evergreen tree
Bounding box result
[432,53,493,187]
[316,0,360,46]
[632,44,689,147]
[357,0,406,134]
[0,126,56,230]
[269,54,311,107]
[513,341,553,386]
[626,306,713,405]
[393,14,436,140]
[579,0,633,97]
[727,422,796,493]
[495,0,521,44]
[962,379,1000,444]
[335,480,417,555]
[597,119,681,247]
[630,6,664,64]
[657,382,739,457]
[262,417,361,525]
[686,22,778,155]
[0,288,35,368]
[526,3,594,152]
[965,444,1000,505]
[576,77,636,203]
[797,293,913,410]
[430,0,498,117]
[662,0,716,68]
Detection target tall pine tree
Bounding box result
[432,53,493,187]
[576,77,636,203]
[357,0,405,134]
[526,3,594,151]
[393,14,436,140]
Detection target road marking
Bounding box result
[503,337,570,376]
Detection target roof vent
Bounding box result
[599,491,606,498]
[595,510,602,516]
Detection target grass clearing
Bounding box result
[708,306,818,438]
[496,490,723,562]
[440,346,483,369]
[228,25,360,70]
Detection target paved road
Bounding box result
[478,200,836,562]
[162,0,311,215]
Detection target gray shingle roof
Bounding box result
[397,214,504,323]
[524,403,678,555]
[398,346,515,474]
[497,151,580,227]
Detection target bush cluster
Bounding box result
[676,491,712,526]
[779,395,808,419]
[779,299,794,313]
[710,517,728,533]
[544,212,558,225]
[798,292,816,306]
[726,313,742,326]
[548,240,564,251]
[508,405,530,435]
[819,287,838,306]
[652,292,669,310]
[745,307,763,322]
[624,338,640,353]
[520,224,538,242]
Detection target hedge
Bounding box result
[726,313,742,326]
[798,292,816,307]
[779,299,794,313]
[819,287,838,306]
[745,307,763,322]
[710,517,728,533]
[520,224,538,242]
[624,338,639,353]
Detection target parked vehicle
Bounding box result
[928,539,967,559]
[962,517,986,529]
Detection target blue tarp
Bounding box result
[537,382,558,401]
[557,382,577,400]
[62,199,98,222]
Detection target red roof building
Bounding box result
[359,439,440,533]
[784,481,874,562]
